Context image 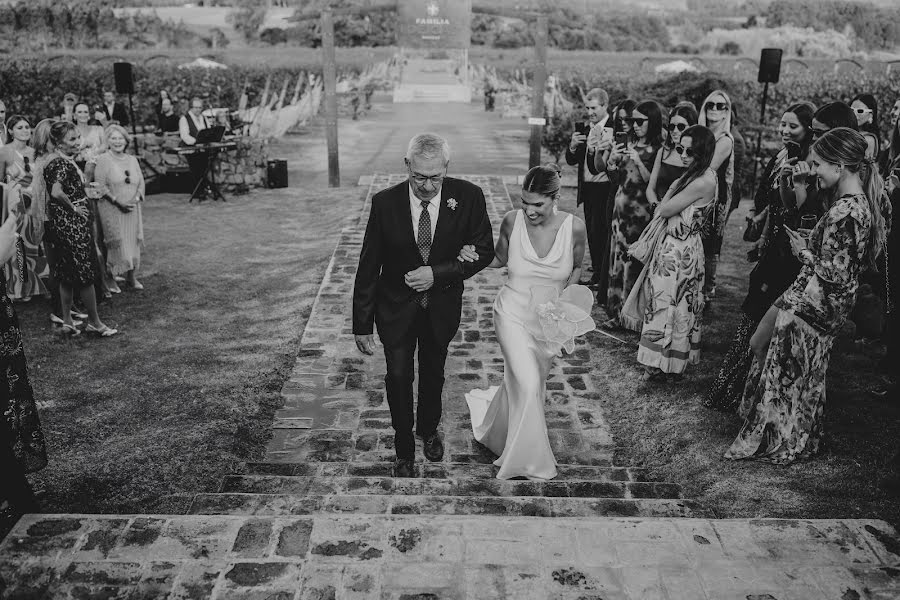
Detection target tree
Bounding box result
[227,0,267,43]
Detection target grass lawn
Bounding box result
[19,186,361,514]
[550,187,900,526]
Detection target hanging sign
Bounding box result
[397,0,472,49]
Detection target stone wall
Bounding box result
[134,133,270,194]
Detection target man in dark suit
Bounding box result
[101,90,130,127]
[353,133,495,477]
[566,87,613,297]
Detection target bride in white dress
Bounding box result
[458,165,594,480]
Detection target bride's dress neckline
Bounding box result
[522,211,572,261]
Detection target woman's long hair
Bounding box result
[611,99,636,134]
[29,118,58,242]
[812,127,886,270]
[783,102,816,156]
[850,93,879,137]
[663,104,699,152]
[633,100,663,147]
[814,102,859,131]
[668,125,716,198]
[4,115,30,144]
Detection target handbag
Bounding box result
[743,214,765,242]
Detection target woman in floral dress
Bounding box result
[605,100,663,321]
[636,125,717,381]
[726,128,887,464]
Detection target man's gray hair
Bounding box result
[585,87,609,106]
[406,133,450,164]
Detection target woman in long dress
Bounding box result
[635,125,718,381]
[698,90,735,299]
[646,104,698,209]
[705,102,818,411]
[726,128,886,464]
[459,165,592,480]
[0,115,48,300]
[93,125,145,290]
[605,100,663,321]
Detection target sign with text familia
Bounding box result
[397,0,472,49]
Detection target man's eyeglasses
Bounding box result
[705,102,728,112]
[124,170,131,185]
[410,173,444,186]
[667,122,688,132]
[674,145,696,157]
[625,118,647,127]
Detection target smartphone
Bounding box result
[575,122,590,136]
[785,141,802,161]
[614,131,628,146]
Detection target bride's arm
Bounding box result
[458,210,515,268]
[565,217,587,287]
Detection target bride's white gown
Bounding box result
[465,210,575,480]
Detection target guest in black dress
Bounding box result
[44,121,118,337]
[0,215,46,519]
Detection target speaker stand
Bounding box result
[127,93,137,138]
[750,81,770,201]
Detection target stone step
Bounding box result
[188,493,705,518]
[245,460,650,481]
[219,475,683,500]
[4,514,898,599]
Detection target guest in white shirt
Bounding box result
[178,97,211,198]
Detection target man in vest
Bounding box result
[179,97,210,199]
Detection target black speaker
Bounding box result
[267,159,288,188]
[758,48,783,84]
[113,62,134,95]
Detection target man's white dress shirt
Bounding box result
[409,185,439,244]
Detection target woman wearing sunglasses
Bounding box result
[93,125,145,292]
[634,125,717,381]
[604,100,663,324]
[697,90,736,299]
[0,115,49,302]
[726,128,887,464]
[705,102,817,411]
[647,104,698,209]
[850,93,880,160]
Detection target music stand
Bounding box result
[189,126,227,203]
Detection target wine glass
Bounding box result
[798,215,817,239]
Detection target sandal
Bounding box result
[60,323,81,336]
[72,309,89,320]
[85,324,118,337]
[50,314,83,327]
[127,280,144,291]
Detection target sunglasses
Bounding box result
[674,145,695,157]
[667,122,688,132]
[23,156,31,174]
[625,117,647,126]
[705,102,728,111]
[853,107,872,115]
[124,170,131,185]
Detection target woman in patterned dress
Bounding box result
[726,128,887,464]
[605,100,663,322]
[637,125,717,381]
[44,121,117,337]
[698,90,735,299]
[647,104,698,209]
[0,212,46,517]
[0,115,49,301]
[704,102,819,411]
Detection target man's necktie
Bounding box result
[416,200,432,308]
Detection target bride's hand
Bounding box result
[457,244,478,263]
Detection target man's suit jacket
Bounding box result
[565,129,604,207]
[102,103,130,126]
[353,177,495,348]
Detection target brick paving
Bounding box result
[3,175,900,598]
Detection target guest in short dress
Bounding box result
[93,125,145,290]
[646,104,698,209]
[605,100,663,321]
[726,128,886,464]
[44,121,117,337]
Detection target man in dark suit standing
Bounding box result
[566,87,613,297]
[353,133,495,477]
[100,90,130,127]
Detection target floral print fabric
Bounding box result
[726,194,872,463]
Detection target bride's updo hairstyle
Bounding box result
[522,163,561,200]
[812,127,886,270]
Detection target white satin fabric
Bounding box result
[465,210,574,480]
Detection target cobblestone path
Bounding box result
[2,176,899,599]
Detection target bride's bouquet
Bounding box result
[526,284,596,355]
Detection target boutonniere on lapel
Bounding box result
[447,198,458,211]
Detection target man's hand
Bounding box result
[569,131,587,152]
[355,334,376,355]
[404,266,434,292]
[457,244,478,263]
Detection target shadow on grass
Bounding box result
[20,186,364,514]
